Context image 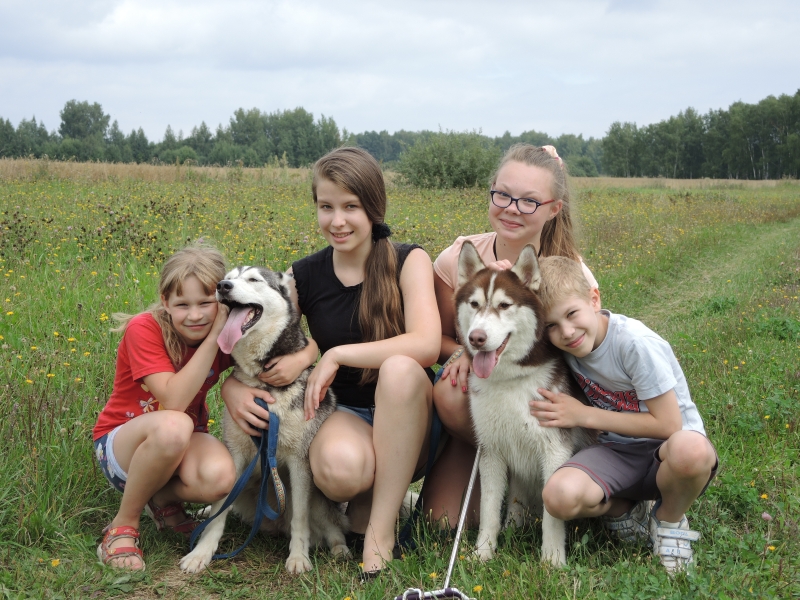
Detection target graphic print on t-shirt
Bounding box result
[573,372,641,412]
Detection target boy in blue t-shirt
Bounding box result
[531,256,718,575]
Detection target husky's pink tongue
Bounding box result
[472,349,497,379]
[217,307,251,354]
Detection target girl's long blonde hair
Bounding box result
[491,144,580,261]
[112,241,227,367]
[312,147,403,385]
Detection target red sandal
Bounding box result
[145,500,199,538]
[97,525,145,571]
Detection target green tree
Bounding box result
[15,117,51,157]
[186,122,214,160]
[59,100,110,140]
[602,122,639,177]
[0,118,16,157]
[397,130,501,188]
[105,120,133,163]
[128,128,151,163]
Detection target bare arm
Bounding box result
[435,272,461,364]
[142,304,230,411]
[531,388,683,440]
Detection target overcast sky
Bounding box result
[1,0,798,142]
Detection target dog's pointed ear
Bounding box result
[280,271,294,289]
[511,245,542,291]
[458,241,485,288]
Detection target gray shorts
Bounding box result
[560,435,719,502]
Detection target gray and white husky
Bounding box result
[456,242,595,566]
[180,266,348,574]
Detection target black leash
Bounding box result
[189,398,286,560]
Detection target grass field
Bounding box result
[1,159,798,599]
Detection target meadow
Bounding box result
[0,159,798,599]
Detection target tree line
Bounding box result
[1,90,799,179]
[602,90,800,179]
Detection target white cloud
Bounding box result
[1,0,798,140]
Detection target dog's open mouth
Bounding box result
[472,334,510,379]
[217,301,263,354]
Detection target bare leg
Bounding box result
[309,356,432,573]
[654,431,716,523]
[542,467,632,520]
[105,411,235,569]
[421,436,481,529]
[363,356,432,573]
[432,377,476,445]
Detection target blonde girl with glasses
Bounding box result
[220,147,441,578]
[424,144,598,525]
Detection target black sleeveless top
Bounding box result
[293,243,424,408]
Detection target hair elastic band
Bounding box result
[372,223,392,242]
[541,145,564,169]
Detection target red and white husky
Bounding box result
[456,241,595,566]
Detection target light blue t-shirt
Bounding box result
[565,310,706,443]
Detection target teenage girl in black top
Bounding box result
[222,147,440,577]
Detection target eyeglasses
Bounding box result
[490,190,556,214]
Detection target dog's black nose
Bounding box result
[217,280,234,293]
[469,329,487,348]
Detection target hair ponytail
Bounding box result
[312,147,404,384]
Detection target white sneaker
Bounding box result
[648,500,701,575]
[603,500,652,544]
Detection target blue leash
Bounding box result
[189,398,286,560]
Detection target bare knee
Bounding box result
[201,456,236,501]
[433,379,470,427]
[542,470,591,521]
[662,431,716,479]
[376,355,428,409]
[311,441,372,501]
[149,411,193,458]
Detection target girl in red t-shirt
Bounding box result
[93,243,235,570]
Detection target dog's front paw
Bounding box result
[285,553,313,574]
[180,548,213,574]
[541,545,566,567]
[472,536,495,562]
[504,500,527,529]
[329,544,350,560]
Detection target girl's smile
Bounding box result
[489,161,561,250]
[161,275,219,346]
[315,178,372,255]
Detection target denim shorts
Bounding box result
[336,404,375,427]
[94,425,128,493]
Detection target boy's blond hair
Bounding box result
[538,256,592,312]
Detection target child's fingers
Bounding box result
[440,363,452,381]
[537,388,557,400]
[457,364,469,393]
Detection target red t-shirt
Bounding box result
[93,312,232,440]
